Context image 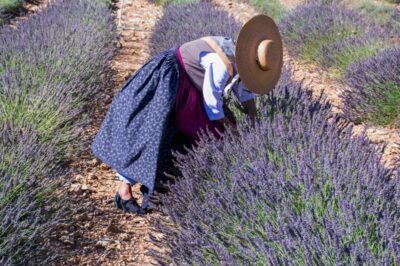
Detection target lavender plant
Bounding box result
[350,0,399,26]
[0,122,68,264]
[320,30,392,77]
[279,4,373,65]
[0,0,116,263]
[154,69,400,264]
[342,47,400,127]
[149,1,242,56]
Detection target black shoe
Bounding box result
[114,192,145,215]
[139,185,153,213]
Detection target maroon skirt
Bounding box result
[174,47,224,145]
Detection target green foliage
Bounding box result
[248,0,287,20]
[323,40,391,77]
[279,5,370,67]
[343,47,400,128]
[300,27,357,64]
[363,81,400,126]
[349,0,396,25]
[0,0,23,13]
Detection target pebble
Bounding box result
[69,183,81,192]
[79,213,91,222]
[81,184,90,191]
[84,222,91,229]
[75,174,84,181]
[107,223,123,233]
[95,239,110,248]
[60,236,75,245]
[100,163,110,170]
[88,158,100,167]
[94,207,104,216]
[88,172,98,180]
[120,233,130,241]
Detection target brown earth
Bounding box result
[216,0,399,171]
[280,0,304,9]
[47,0,172,265]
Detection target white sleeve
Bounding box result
[200,53,229,121]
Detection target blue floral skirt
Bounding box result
[91,49,180,192]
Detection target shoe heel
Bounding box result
[114,193,122,210]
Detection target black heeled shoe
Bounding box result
[114,193,145,215]
[139,185,153,213]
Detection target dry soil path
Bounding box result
[216,0,399,171]
[48,0,171,265]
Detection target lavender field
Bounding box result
[0,0,116,263]
[0,0,399,264]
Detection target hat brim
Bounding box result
[235,15,283,95]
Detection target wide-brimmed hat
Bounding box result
[235,15,283,95]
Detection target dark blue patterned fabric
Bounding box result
[91,49,180,192]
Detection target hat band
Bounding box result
[256,39,274,71]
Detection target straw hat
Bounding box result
[235,15,283,95]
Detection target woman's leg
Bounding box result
[116,172,137,200]
[114,172,144,214]
[117,172,151,210]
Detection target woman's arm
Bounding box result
[229,80,257,125]
[200,53,238,128]
[242,98,257,124]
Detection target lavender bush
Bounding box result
[279,4,375,65]
[0,0,116,263]
[154,68,400,264]
[320,30,392,76]
[341,47,400,127]
[351,0,399,27]
[149,1,242,56]
[0,122,67,264]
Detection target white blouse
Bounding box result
[199,52,254,121]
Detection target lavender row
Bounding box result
[279,4,371,63]
[0,0,116,263]
[279,3,397,76]
[148,1,399,263]
[342,47,400,126]
[280,3,399,128]
[149,1,242,56]
[155,67,400,264]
